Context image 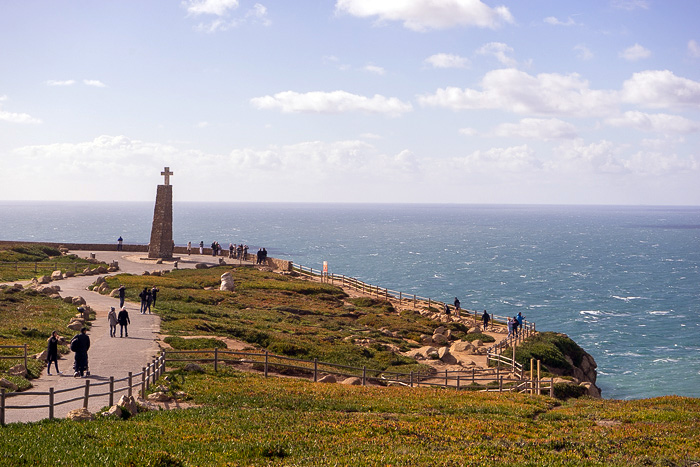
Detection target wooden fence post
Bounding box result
[530,359,535,395]
[550,377,554,398]
[537,360,541,395]
[499,376,503,392]
[0,388,5,426]
[264,350,269,377]
[83,380,90,409]
[141,367,146,398]
[109,377,114,407]
[23,344,28,370]
[128,372,133,397]
[313,358,318,382]
[410,371,413,388]
[49,387,54,420]
[362,366,366,386]
[214,348,218,373]
[445,370,448,388]
[457,375,460,390]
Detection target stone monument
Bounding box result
[148,167,174,259]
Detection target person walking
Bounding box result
[118,307,130,338]
[117,236,123,251]
[139,287,148,314]
[107,307,118,338]
[145,287,153,314]
[453,297,461,316]
[150,286,159,309]
[46,331,62,375]
[512,316,520,337]
[482,310,490,331]
[516,312,525,334]
[229,243,234,259]
[199,240,204,255]
[507,317,514,338]
[118,285,126,308]
[70,327,90,378]
[187,241,192,255]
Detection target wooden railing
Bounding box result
[0,345,28,370]
[0,261,98,274]
[0,353,165,425]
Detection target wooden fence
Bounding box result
[165,348,553,396]
[0,261,97,274]
[0,354,165,425]
[0,345,28,370]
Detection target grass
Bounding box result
[0,243,106,282]
[1,367,698,466]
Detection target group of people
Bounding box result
[107,306,131,338]
[184,241,269,263]
[138,286,159,314]
[45,324,91,378]
[507,312,526,338]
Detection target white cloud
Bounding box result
[623,151,698,175]
[251,90,412,116]
[334,0,514,31]
[489,118,578,140]
[544,16,577,26]
[424,53,470,69]
[605,111,700,134]
[621,70,700,109]
[246,3,270,26]
[196,121,210,128]
[83,79,107,88]
[619,43,651,61]
[46,80,76,86]
[0,96,41,124]
[418,68,617,117]
[611,0,649,10]
[185,0,239,16]
[688,40,700,59]
[364,64,385,75]
[553,139,627,174]
[574,44,593,61]
[476,42,517,67]
[459,127,477,136]
[451,144,541,173]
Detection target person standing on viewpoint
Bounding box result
[187,241,192,255]
[151,285,159,309]
[118,307,130,337]
[107,307,118,338]
[199,240,204,255]
[117,236,123,251]
[482,310,490,331]
[46,331,62,375]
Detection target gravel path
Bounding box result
[3,250,246,424]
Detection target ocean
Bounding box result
[1,201,699,400]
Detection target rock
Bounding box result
[317,374,336,384]
[432,333,448,345]
[220,272,235,291]
[72,296,86,306]
[195,263,208,269]
[117,395,139,416]
[96,266,108,274]
[94,276,106,285]
[151,270,161,276]
[104,405,122,418]
[35,350,48,360]
[51,270,63,281]
[420,334,432,345]
[580,382,602,398]
[341,377,362,385]
[156,259,163,264]
[434,326,447,335]
[107,266,119,273]
[67,321,83,331]
[8,364,27,377]
[64,271,75,278]
[451,341,475,353]
[438,347,457,364]
[444,329,452,339]
[136,398,158,412]
[109,289,119,297]
[0,378,19,391]
[142,271,150,276]
[37,275,51,284]
[473,340,483,347]
[63,296,73,304]
[66,408,94,421]
[147,391,171,402]
[183,363,204,373]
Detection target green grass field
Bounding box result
[0,243,106,282]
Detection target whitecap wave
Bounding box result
[648,310,670,315]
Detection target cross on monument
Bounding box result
[161,167,173,186]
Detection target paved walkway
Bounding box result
[3,250,248,424]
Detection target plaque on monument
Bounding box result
[148,167,175,259]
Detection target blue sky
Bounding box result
[1,0,699,205]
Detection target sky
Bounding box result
[1,0,699,205]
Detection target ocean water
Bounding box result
[1,201,699,400]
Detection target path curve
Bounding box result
[4,250,243,424]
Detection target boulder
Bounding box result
[473,339,483,347]
[94,276,106,285]
[72,296,86,306]
[0,378,19,391]
[109,289,119,297]
[183,363,204,373]
[444,329,452,340]
[451,341,475,353]
[34,350,48,360]
[195,263,209,269]
[147,391,171,402]
[432,333,448,345]
[107,266,119,273]
[51,270,63,281]
[434,326,447,336]
[67,321,83,331]
[438,347,457,364]
[8,364,27,377]
[136,398,158,412]
[96,266,108,274]
[104,405,123,418]
[117,395,139,417]
[156,259,163,265]
[150,270,161,276]
[142,271,150,276]
[66,408,95,421]
[64,271,75,278]
[341,377,362,385]
[580,382,602,398]
[220,272,235,292]
[420,334,432,345]
[318,374,337,384]
[63,296,74,304]
[37,275,51,284]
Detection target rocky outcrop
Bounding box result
[220,272,235,291]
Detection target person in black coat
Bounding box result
[118,307,130,338]
[118,285,126,308]
[70,328,90,377]
[150,286,159,309]
[46,330,62,375]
